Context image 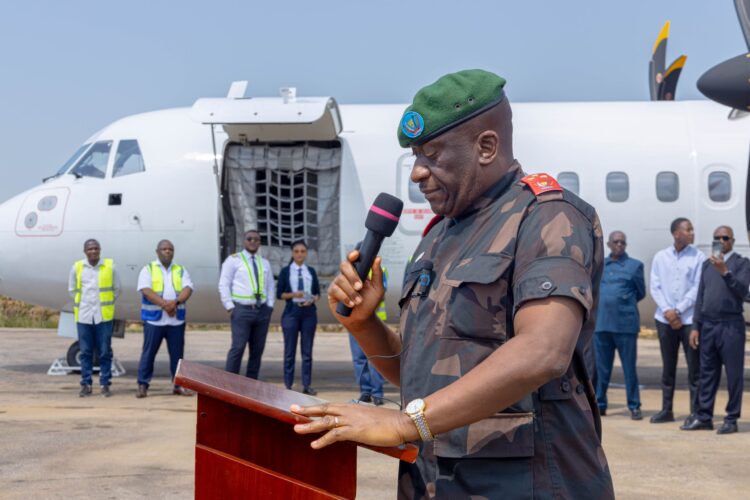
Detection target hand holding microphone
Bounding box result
[328,193,403,322]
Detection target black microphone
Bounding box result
[415,260,434,297]
[336,193,403,317]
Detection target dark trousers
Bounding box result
[77,321,113,386]
[696,319,746,424]
[281,304,317,389]
[594,331,641,411]
[226,304,272,379]
[655,320,699,413]
[137,322,186,387]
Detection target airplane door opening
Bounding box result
[220,141,342,277]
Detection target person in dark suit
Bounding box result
[682,225,750,434]
[594,231,646,420]
[277,240,320,395]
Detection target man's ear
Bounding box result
[477,131,499,166]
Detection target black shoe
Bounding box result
[372,396,385,406]
[136,384,148,399]
[599,408,607,416]
[717,422,738,435]
[302,387,317,396]
[173,386,193,396]
[630,409,643,421]
[680,418,713,431]
[650,410,675,423]
[101,385,111,397]
[358,394,372,403]
[79,384,92,397]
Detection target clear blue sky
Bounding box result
[0,0,743,202]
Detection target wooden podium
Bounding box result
[175,360,417,499]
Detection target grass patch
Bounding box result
[0,296,59,328]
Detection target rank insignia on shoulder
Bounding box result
[520,173,563,195]
[422,215,444,237]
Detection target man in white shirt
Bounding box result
[136,240,194,398]
[67,239,122,397]
[649,217,705,424]
[219,229,276,379]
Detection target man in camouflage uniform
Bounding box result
[292,69,614,499]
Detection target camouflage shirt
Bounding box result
[397,162,614,499]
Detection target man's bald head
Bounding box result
[156,239,175,267]
[606,230,627,258]
[715,225,734,237]
[462,97,514,168]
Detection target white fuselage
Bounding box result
[0,98,747,325]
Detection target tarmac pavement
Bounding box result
[0,328,748,499]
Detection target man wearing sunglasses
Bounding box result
[219,229,276,379]
[594,231,646,420]
[682,226,750,434]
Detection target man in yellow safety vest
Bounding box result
[218,229,276,379]
[136,239,194,398]
[67,239,122,397]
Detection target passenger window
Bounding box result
[557,172,579,195]
[70,141,112,179]
[708,171,731,202]
[113,140,146,177]
[656,171,679,202]
[606,172,629,202]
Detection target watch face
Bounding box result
[406,398,424,414]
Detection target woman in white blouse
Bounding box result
[277,240,320,395]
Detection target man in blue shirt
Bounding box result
[649,218,705,424]
[595,231,646,420]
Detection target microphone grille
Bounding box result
[365,193,404,237]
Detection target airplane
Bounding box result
[1,2,750,367]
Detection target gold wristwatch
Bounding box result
[405,398,434,442]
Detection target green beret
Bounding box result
[398,69,507,148]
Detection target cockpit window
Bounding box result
[113,140,146,178]
[70,141,112,179]
[55,144,91,175]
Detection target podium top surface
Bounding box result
[175,360,417,463]
[176,359,323,425]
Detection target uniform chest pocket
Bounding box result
[441,253,514,341]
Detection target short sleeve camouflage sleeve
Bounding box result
[512,199,596,317]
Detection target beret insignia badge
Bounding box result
[401,111,425,139]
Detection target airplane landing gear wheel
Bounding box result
[66,341,101,368]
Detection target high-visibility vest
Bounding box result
[141,261,185,321]
[368,266,388,321]
[232,252,266,302]
[73,258,115,323]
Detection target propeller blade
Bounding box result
[650,21,670,101]
[658,55,687,101]
[735,0,750,50]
